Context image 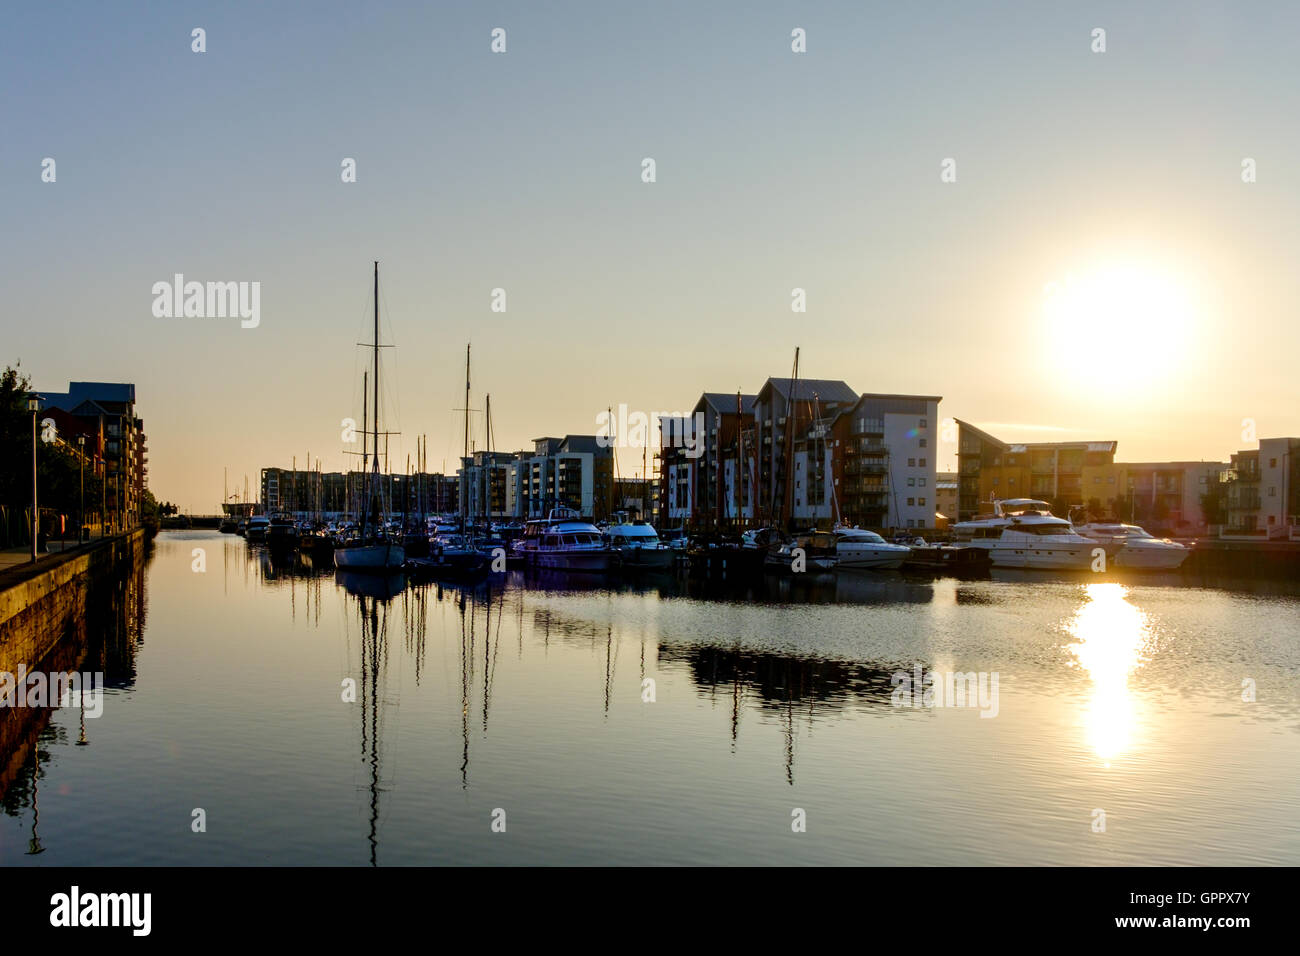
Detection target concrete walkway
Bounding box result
[0,533,117,574]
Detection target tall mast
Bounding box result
[783,347,799,530]
[361,370,369,535]
[373,261,381,528]
[463,343,471,461]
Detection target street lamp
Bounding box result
[77,435,86,544]
[28,397,39,562]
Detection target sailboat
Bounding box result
[335,261,406,573]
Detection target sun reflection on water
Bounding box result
[1065,583,1156,763]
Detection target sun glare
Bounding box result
[1043,262,1200,390]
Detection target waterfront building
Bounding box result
[37,382,146,528]
[826,393,941,530]
[459,450,516,520]
[753,377,857,527]
[656,381,941,532]
[1079,460,1227,535]
[259,467,457,519]
[956,420,1117,521]
[1219,437,1300,537]
[934,471,959,528]
[502,436,613,520]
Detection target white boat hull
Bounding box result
[334,543,406,571]
[836,546,907,570]
[1114,546,1189,570]
[989,543,1098,570]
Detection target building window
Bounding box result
[919,458,926,467]
[919,438,927,448]
[908,458,916,467]
[907,497,915,506]
[919,419,927,428]
[907,478,915,487]
[918,478,926,487]
[919,497,926,506]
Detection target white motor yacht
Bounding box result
[1076,522,1189,570]
[520,508,613,573]
[834,526,911,570]
[988,507,1103,570]
[605,515,676,570]
[952,498,1054,548]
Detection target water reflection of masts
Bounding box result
[603,624,615,717]
[352,592,390,866]
[459,591,473,790]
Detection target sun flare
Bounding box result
[1043,261,1201,391]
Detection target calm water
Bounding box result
[2,530,1298,865]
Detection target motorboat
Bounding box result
[265,513,299,550]
[833,525,910,570]
[1076,522,1189,570]
[245,515,270,542]
[605,515,676,570]
[519,508,613,573]
[765,529,837,572]
[987,507,1103,570]
[951,498,1056,548]
[427,533,486,572]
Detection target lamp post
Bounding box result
[28,398,39,562]
[78,435,86,544]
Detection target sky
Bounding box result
[3,1,1298,512]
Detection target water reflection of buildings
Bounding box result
[658,644,915,784]
[0,546,149,853]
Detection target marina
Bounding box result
[0,528,1295,867]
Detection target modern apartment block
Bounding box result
[38,382,146,527]
[456,435,614,521]
[828,393,941,530]
[459,451,516,520]
[1079,460,1227,534]
[1220,437,1300,536]
[956,420,1117,521]
[658,381,941,531]
[934,471,959,526]
[261,467,458,518]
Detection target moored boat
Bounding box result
[1077,522,1189,570]
[988,507,1102,570]
[605,515,676,570]
[519,508,613,573]
[834,525,910,570]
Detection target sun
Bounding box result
[1042,260,1201,390]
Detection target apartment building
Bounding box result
[1221,437,1300,536]
[1079,460,1226,534]
[657,380,941,531]
[38,382,145,527]
[827,393,941,530]
[956,420,1117,520]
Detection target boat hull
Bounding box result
[1114,546,1189,570]
[836,547,907,570]
[616,546,677,570]
[989,544,1097,570]
[334,543,407,571]
[531,550,613,573]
